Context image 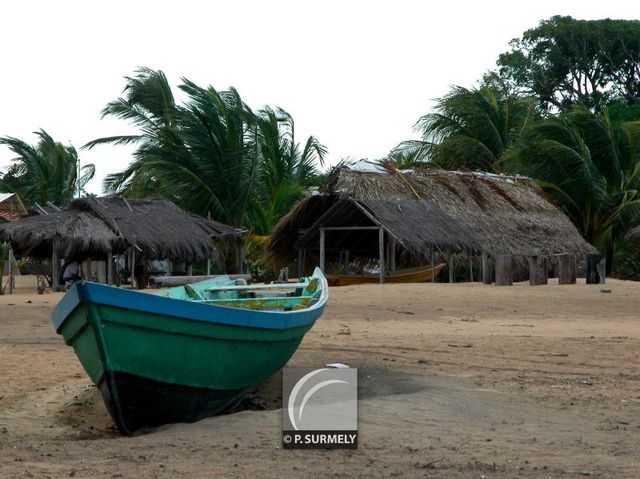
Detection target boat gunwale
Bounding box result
[52,267,328,333]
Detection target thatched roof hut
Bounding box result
[70,196,242,262]
[267,166,596,268]
[0,209,120,258]
[295,198,480,260]
[0,195,243,263]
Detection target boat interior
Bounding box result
[156,276,323,312]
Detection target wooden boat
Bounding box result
[328,263,446,286]
[51,268,328,435]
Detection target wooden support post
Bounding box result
[238,238,245,274]
[130,247,136,289]
[482,252,491,285]
[186,264,193,276]
[378,227,385,284]
[98,260,106,283]
[469,254,474,283]
[586,254,605,284]
[431,247,435,283]
[344,250,350,271]
[596,258,606,285]
[389,238,396,273]
[107,252,113,285]
[52,242,59,291]
[448,256,454,283]
[557,253,576,285]
[528,255,548,286]
[87,259,93,281]
[297,248,303,278]
[495,254,513,286]
[8,248,14,294]
[319,228,326,273]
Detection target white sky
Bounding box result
[1,1,638,194]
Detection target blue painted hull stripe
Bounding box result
[52,269,328,332]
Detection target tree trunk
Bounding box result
[605,244,613,276]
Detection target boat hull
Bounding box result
[99,371,247,435]
[52,270,327,435]
[329,263,446,286]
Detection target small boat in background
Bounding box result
[51,268,328,435]
[328,263,446,286]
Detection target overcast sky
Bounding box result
[1,1,638,194]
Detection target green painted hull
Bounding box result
[60,302,311,390]
[52,269,327,434]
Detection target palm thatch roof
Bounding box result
[266,194,335,265]
[27,201,62,216]
[0,195,243,262]
[266,166,596,267]
[296,198,480,257]
[189,214,246,239]
[70,196,242,262]
[0,209,119,258]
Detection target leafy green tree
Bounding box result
[496,16,640,111]
[0,129,94,206]
[606,100,640,123]
[503,107,640,270]
[395,85,535,172]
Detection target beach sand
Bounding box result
[1,278,639,478]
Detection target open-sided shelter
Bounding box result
[267,165,596,277]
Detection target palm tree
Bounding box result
[249,107,326,235]
[378,149,427,170]
[85,69,260,227]
[503,107,640,270]
[0,129,94,206]
[86,68,326,233]
[396,85,536,172]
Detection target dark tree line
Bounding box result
[496,16,640,111]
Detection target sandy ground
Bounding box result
[0,277,639,478]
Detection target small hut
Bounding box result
[70,196,240,264]
[0,195,244,287]
[0,209,119,259]
[267,165,596,279]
